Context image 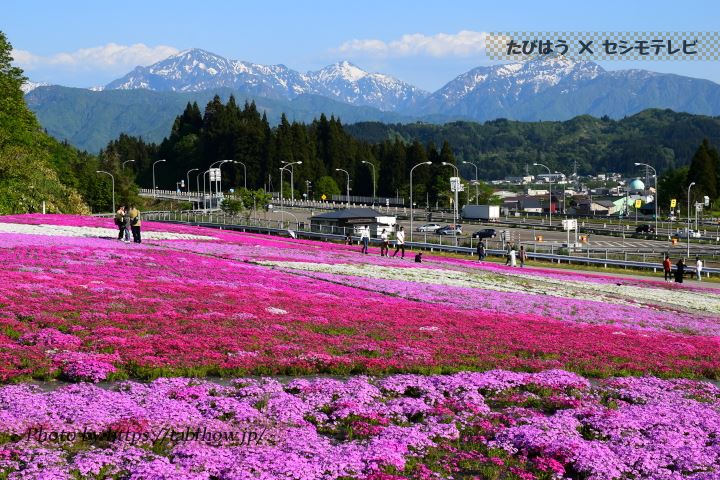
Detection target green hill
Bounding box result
[345,109,720,178]
[0,32,90,215]
[25,86,420,153]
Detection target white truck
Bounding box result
[461,205,500,221]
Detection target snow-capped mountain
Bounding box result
[413,55,720,121]
[309,61,427,111]
[21,81,50,94]
[416,55,605,117]
[105,49,427,111]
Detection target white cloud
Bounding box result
[336,30,488,58]
[12,43,179,71]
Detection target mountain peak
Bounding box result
[316,61,368,82]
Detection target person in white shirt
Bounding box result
[380,229,389,257]
[360,226,370,254]
[392,226,406,258]
[696,256,703,281]
[509,245,517,267]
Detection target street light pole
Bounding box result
[235,160,247,190]
[361,161,376,203]
[203,160,226,211]
[461,161,479,204]
[410,162,433,243]
[634,162,658,236]
[122,159,135,170]
[335,168,350,206]
[442,162,460,246]
[533,163,552,226]
[186,168,199,194]
[96,170,115,213]
[687,182,695,258]
[152,159,166,198]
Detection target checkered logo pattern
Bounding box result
[486,32,720,61]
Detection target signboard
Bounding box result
[634,199,642,209]
[450,177,464,192]
[704,196,710,207]
[562,219,577,230]
[209,168,221,182]
[670,199,677,208]
[321,194,327,201]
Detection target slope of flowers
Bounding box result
[0,214,719,383]
[0,371,717,479]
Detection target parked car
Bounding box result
[472,228,497,239]
[635,224,655,234]
[416,223,441,232]
[437,225,463,235]
[673,229,701,239]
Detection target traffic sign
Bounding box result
[634,199,642,209]
[562,219,577,230]
[670,199,677,208]
[321,194,327,201]
[450,177,464,192]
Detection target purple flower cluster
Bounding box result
[0,370,716,479]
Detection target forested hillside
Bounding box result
[345,110,720,179]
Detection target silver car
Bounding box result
[416,223,442,232]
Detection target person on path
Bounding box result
[380,229,389,257]
[696,256,703,282]
[360,226,370,254]
[674,258,686,284]
[504,243,512,266]
[393,226,406,258]
[477,241,486,261]
[509,245,517,267]
[662,254,672,282]
[519,245,527,267]
[128,205,142,244]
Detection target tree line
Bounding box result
[102,96,492,209]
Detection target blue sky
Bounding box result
[5,0,720,90]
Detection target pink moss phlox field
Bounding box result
[0,214,719,382]
[0,372,717,479]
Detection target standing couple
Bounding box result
[114,205,142,243]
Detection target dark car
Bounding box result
[472,228,497,239]
[635,224,655,234]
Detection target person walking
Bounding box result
[519,245,527,267]
[477,241,486,261]
[504,243,512,266]
[380,229,389,257]
[662,254,672,282]
[393,226,406,258]
[509,244,517,267]
[128,205,142,244]
[360,226,370,254]
[696,256,703,282]
[674,258,686,284]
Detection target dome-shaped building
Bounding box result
[628,178,645,193]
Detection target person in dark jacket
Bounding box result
[115,206,129,241]
[476,241,486,261]
[674,258,686,283]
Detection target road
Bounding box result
[262,206,720,267]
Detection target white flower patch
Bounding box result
[0,223,216,241]
[265,307,288,315]
[259,261,718,317]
